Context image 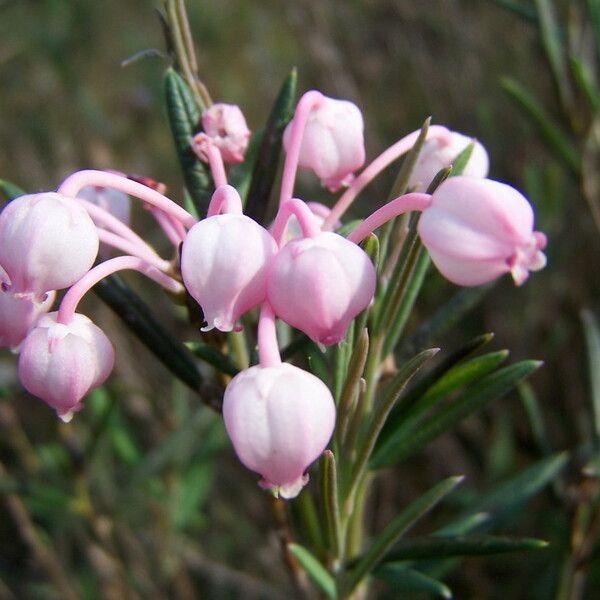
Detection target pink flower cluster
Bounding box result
[0,91,546,497]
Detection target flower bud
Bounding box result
[181,214,278,331]
[408,130,489,192]
[0,193,99,296]
[193,103,251,164]
[284,96,365,192]
[417,177,547,286]
[223,363,335,499]
[0,289,55,349]
[77,185,131,225]
[18,312,114,421]
[267,232,376,345]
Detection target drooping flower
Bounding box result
[0,193,99,297]
[417,177,546,286]
[267,232,376,345]
[0,287,55,349]
[18,312,114,421]
[181,213,278,331]
[223,363,335,499]
[283,95,365,192]
[192,103,251,164]
[408,130,489,192]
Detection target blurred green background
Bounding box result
[1,0,600,598]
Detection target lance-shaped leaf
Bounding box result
[501,77,581,176]
[465,451,568,517]
[399,333,496,416]
[343,348,438,506]
[534,0,574,117]
[0,179,25,203]
[185,341,239,377]
[243,69,297,224]
[374,564,453,599]
[93,275,221,411]
[288,543,337,599]
[582,309,600,441]
[164,68,212,216]
[370,360,542,468]
[375,350,510,465]
[381,534,548,563]
[403,286,495,356]
[344,475,463,593]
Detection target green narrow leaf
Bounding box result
[534,0,574,115]
[492,0,538,22]
[374,564,453,599]
[382,248,430,357]
[171,462,214,529]
[375,351,510,464]
[581,309,600,441]
[570,57,600,113]
[244,68,297,224]
[468,451,568,516]
[345,349,438,503]
[403,285,495,356]
[345,475,463,593]
[93,275,217,408]
[400,333,496,412]
[519,381,552,455]
[589,0,600,63]
[0,179,25,202]
[337,329,369,444]
[382,535,548,562]
[501,77,581,176]
[371,360,542,468]
[449,142,474,176]
[321,450,342,556]
[164,68,213,215]
[185,341,239,377]
[288,543,337,599]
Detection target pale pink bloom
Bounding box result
[192,103,251,164]
[0,193,99,296]
[267,232,376,345]
[418,177,547,286]
[77,185,131,225]
[283,96,365,192]
[18,312,114,421]
[181,214,278,331]
[223,363,335,499]
[0,289,55,349]
[408,130,489,192]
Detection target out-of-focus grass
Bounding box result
[1,1,599,598]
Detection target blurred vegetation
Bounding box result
[1,0,600,598]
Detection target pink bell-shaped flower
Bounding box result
[0,287,55,349]
[192,103,251,164]
[223,363,335,499]
[181,214,278,331]
[417,177,547,286]
[267,232,376,345]
[283,96,365,192]
[18,312,114,421]
[0,193,99,296]
[408,130,489,192]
